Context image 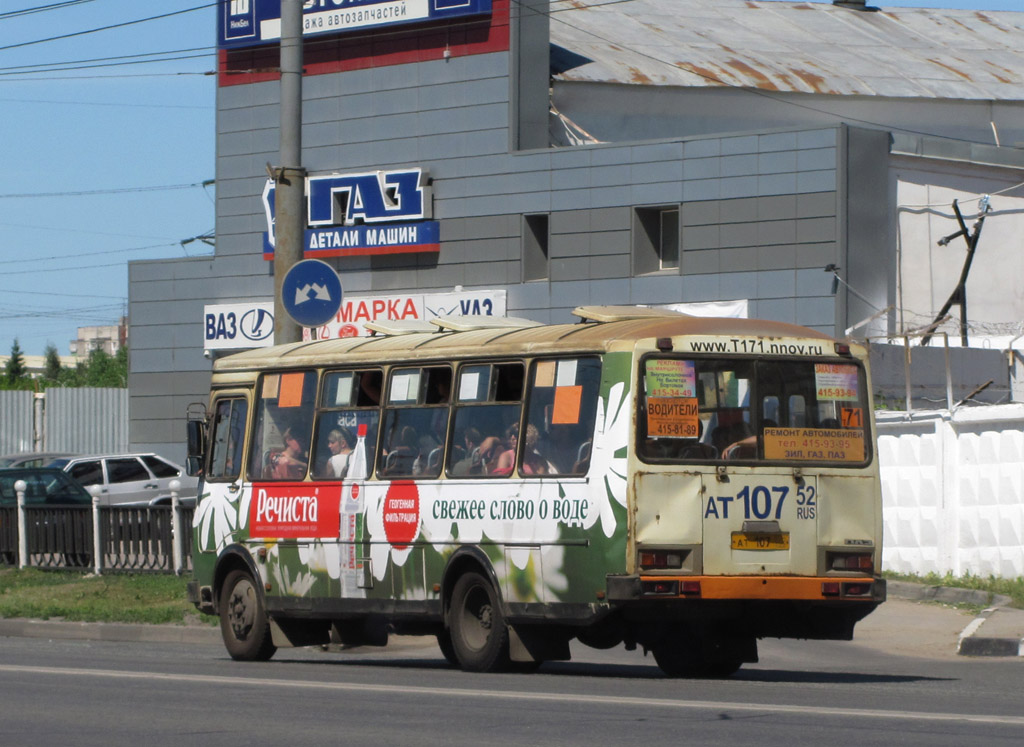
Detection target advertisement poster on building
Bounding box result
[303,289,507,340]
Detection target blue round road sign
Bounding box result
[281,259,343,327]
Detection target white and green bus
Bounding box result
[186,306,884,676]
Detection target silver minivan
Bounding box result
[48,453,199,506]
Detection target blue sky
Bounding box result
[0,0,1019,358]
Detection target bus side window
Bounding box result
[523,357,601,476]
[247,370,318,481]
[379,366,452,479]
[448,362,524,478]
[312,369,382,480]
[208,397,248,481]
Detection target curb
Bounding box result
[956,607,1024,658]
[887,580,1024,658]
[0,618,220,645]
[885,580,1012,609]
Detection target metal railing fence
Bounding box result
[0,490,194,575]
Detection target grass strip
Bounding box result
[884,570,1024,609]
[0,568,213,626]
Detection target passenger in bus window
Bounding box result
[326,427,354,478]
[384,425,420,475]
[357,371,382,406]
[268,427,308,479]
[451,427,482,475]
[477,436,503,475]
[521,424,551,475]
[722,422,756,460]
[492,422,519,475]
[541,426,578,474]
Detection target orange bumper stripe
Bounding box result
[639,575,874,601]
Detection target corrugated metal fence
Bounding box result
[0,391,34,454]
[0,388,128,455]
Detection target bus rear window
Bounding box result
[639,357,870,465]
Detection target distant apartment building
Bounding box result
[70,317,128,356]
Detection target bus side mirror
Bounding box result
[186,420,206,477]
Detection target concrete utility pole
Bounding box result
[273,0,305,344]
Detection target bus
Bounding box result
[186,305,885,676]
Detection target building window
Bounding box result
[633,206,679,274]
[522,213,549,281]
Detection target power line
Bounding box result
[0,242,181,267]
[0,95,210,109]
[0,2,217,53]
[0,0,96,20]
[0,45,214,73]
[0,50,215,77]
[0,182,209,199]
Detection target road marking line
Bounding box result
[1,663,1022,726]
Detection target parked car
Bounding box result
[46,453,199,506]
[0,452,78,469]
[0,467,93,506]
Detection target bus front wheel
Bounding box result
[448,571,510,672]
[436,629,459,666]
[219,569,276,661]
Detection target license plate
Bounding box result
[731,532,790,550]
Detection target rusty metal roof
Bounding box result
[549,0,1024,100]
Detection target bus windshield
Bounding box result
[639,355,870,465]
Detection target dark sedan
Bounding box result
[0,468,93,506]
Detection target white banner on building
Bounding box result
[304,289,508,340]
[204,302,275,350]
[656,300,749,318]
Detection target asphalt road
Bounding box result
[0,601,1021,747]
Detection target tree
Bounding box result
[4,339,27,386]
[77,346,128,388]
[43,343,62,381]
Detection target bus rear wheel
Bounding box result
[653,645,743,678]
[220,569,276,661]
[652,632,751,678]
[448,571,510,672]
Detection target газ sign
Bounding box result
[262,168,439,259]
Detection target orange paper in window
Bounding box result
[646,397,699,439]
[551,385,583,424]
[278,373,305,408]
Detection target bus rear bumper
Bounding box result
[607,575,885,641]
[609,574,885,603]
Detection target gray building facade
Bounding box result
[128,0,1024,462]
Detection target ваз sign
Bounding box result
[204,302,275,350]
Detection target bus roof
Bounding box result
[213,306,840,372]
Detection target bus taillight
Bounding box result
[828,553,874,572]
[822,582,841,596]
[842,582,873,597]
[639,550,684,569]
[642,580,679,595]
